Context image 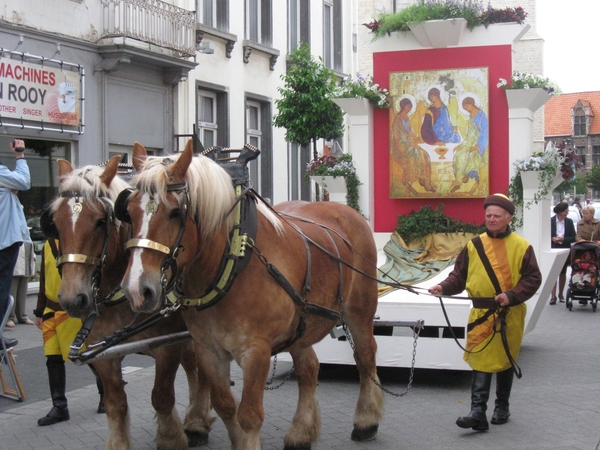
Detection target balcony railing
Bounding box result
[101,0,195,57]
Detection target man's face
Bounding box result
[485,205,511,235]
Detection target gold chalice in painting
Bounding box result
[434,147,448,160]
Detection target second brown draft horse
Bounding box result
[117,139,383,450]
[44,157,214,449]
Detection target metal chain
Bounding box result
[264,355,295,390]
[340,318,421,398]
[159,302,181,317]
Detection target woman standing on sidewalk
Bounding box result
[550,202,576,304]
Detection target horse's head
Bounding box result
[42,156,130,318]
[118,139,237,313]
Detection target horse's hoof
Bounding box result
[351,424,378,441]
[185,430,209,447]
[283,444,311,450]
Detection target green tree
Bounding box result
[273,43,344,161]
[556,172,588,198]
[586,165,600,193]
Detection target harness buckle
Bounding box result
[230,233,248,258]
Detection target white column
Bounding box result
[507,89,568,332]
[332,98,374,228]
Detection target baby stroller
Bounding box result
[565,241,600,312]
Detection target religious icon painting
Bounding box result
[389,67,489,199]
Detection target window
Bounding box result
[574,113,587,136]
[323,0,342,71]
[197,85,228,149]
[245,97,273,199]
[0,137,71,280]
[593,146,600,166]
[288,0,310,52]
[288,143,311,200]
[246,0,272,46]
[198,91,218,148]
[577,146,586,166]
[198,0,229,30]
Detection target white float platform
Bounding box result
[278,232,561,371]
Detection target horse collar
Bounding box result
[166,185,258,309]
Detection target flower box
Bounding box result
[310,175,347,194]
[332,98,371,116]
[505,88,552,113]
[368,22,530,52]
[408,18,467,48]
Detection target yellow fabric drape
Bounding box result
[378,231,476,296]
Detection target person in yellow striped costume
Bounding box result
[429,194,542,431]
[33,239,104,426]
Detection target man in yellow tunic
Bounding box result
[429,194,541,431]
[33,239,104,426]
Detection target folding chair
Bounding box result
[0,295,26,401]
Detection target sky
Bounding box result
[536,1,600,94]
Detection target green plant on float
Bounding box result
[369,0,527,41]
[395,204,485,246]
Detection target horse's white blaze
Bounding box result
[67,198,80,235]
[128,193,154,296]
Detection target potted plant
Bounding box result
[331,73,389,109]
[305,153,362,214]
[498,71,560,111]
[508,142,578,227]
[497,71,560,94]
[366,0,527,42]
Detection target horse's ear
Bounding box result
[57,159,73,179]
[170,139,193,181]
[132,142,147,173]
[99,155,121,188]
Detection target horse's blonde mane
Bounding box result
[52,164,130,215]
[132,153,283,238]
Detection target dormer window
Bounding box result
[572,101,590,136]
[574,111,587,136]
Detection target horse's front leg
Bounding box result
[152,345,189,450]
[92,358,133,450]
[235,344,273,450]
[192,342,244,448]
[284,346,321,450]
[179,342,215,446]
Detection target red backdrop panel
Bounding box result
[373,45,512,232]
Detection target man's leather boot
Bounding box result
[456,370,491,431]
[38,356,70,426]
[491,368,514,425]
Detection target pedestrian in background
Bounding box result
[429,194,542,431]
[7,241,36,326]
[34,239,105,426]
[550,201,576,304]
[576,205,600,241]
[0,138,31,349]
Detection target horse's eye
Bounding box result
[169,208,181,220]
[96,218,106,230]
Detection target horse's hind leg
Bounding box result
[284,346,321,450]
[152,346,189,450]
[93,358,134,450]
[344,301,384,441]
[180,343,215,446]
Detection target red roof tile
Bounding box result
[545,91,600,137]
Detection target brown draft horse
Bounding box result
[46,157,214,450]
[118,139,383,450]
